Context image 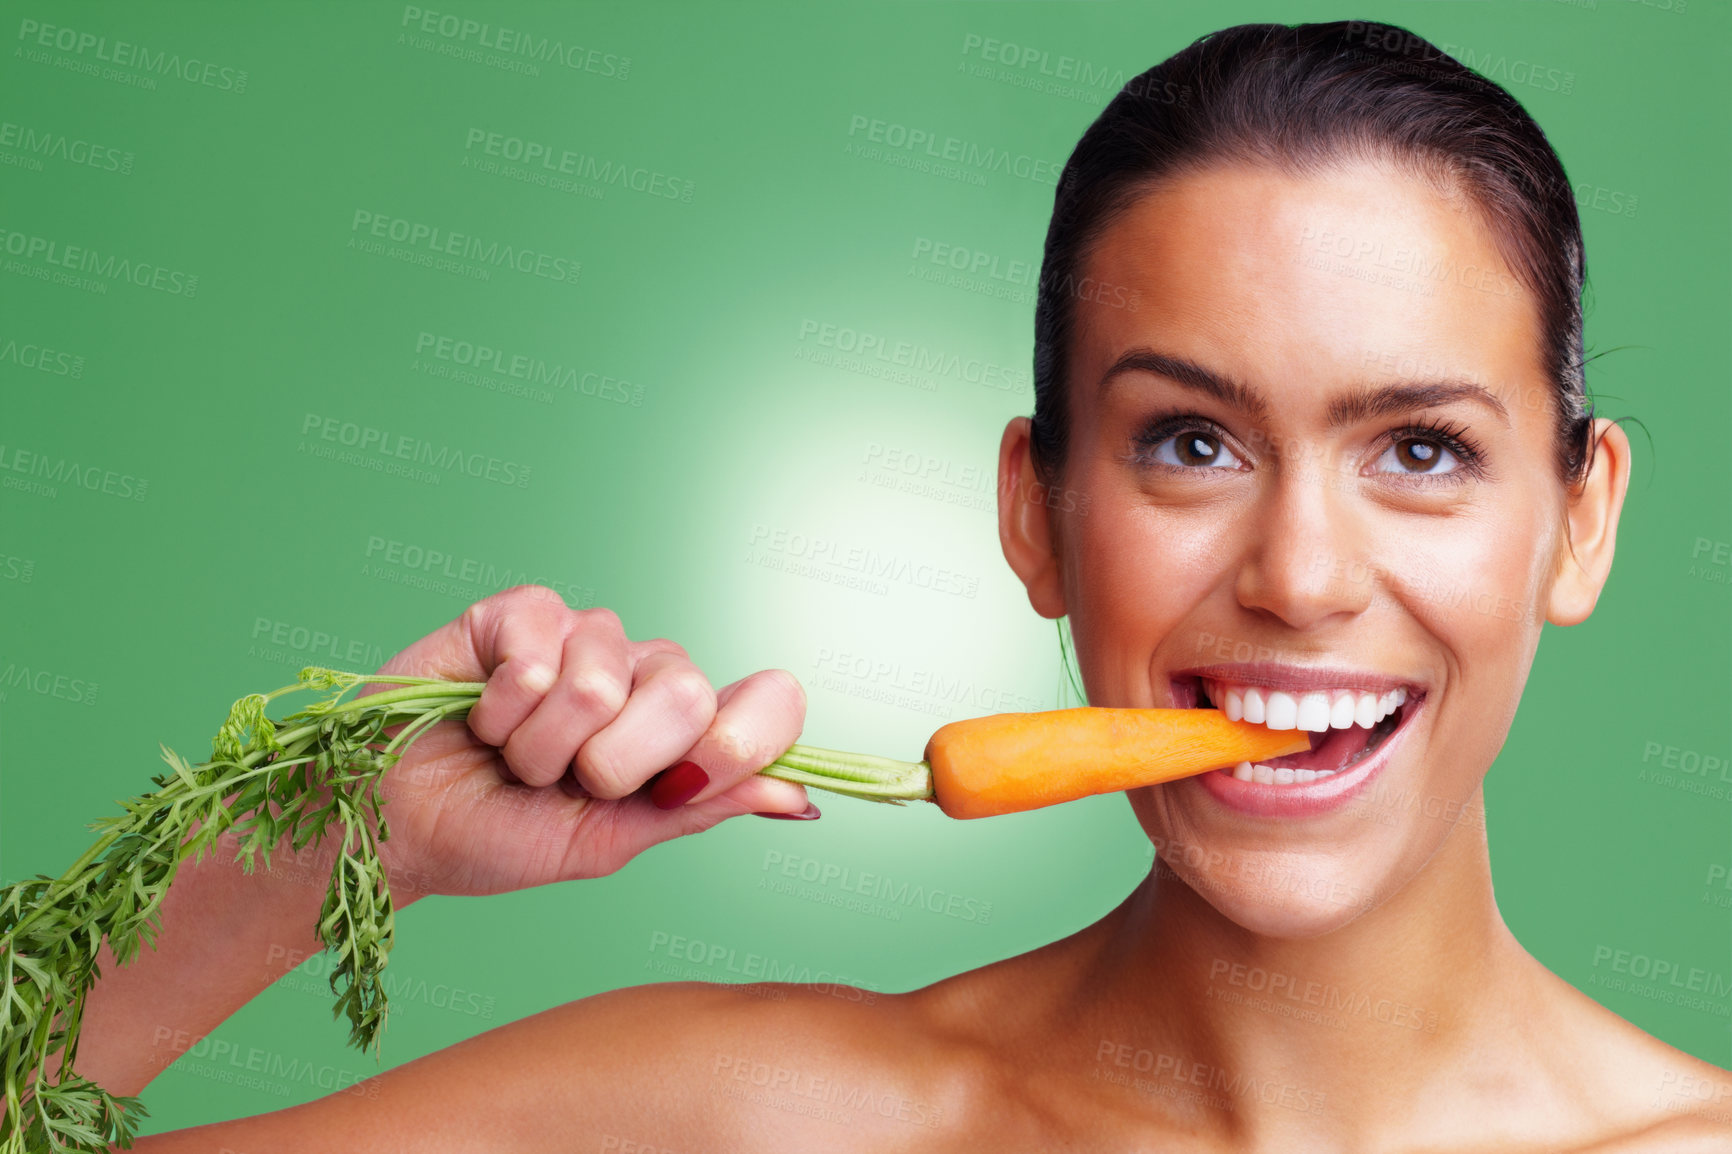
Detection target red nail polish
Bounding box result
[650,760,709,809]
[752,803,821,820]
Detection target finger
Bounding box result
[573,651,717,800]
[648,669,807,808]
[581,773,816,871]
[464,590,583,748]
[502,611,631,787]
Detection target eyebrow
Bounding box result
[1098,347,1512,429]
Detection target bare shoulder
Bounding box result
[552,976,996,1151]
[131,978,990,1153]
[637,977,997,1143]
[1537,965,1732,1151]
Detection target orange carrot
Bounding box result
[923,708,1312,819]
[760,707,1310,819]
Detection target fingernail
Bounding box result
[752,802,821,820]
[650,761,709,809]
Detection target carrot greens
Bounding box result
[0,666,925,1153]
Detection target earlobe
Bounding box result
[1546,419,1632,627]
[998,417,1068,619]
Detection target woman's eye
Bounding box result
[1371,436,1461,476]
[1145,430,1244,470]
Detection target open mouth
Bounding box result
[1175,674,1422,786]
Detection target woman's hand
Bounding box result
[362,585,813,899]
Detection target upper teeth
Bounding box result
[1205,680,1407,732]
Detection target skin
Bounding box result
[73,159,1731,1152]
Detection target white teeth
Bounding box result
[1200,679,1411,730]
[1242,687,1266,724]
[1264,691,1298,730]
[1354,691,1378,728]
[1295,692,1331,732]
[1229,761,1341,786]
[1329,691,1358,730]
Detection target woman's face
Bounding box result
[1014,159,1599,937]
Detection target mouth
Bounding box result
[1168,664,1425,801]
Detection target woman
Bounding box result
[73,21,1729,1151]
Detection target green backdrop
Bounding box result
[1,0,1725,1133]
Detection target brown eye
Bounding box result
[1373,436,1459,475]
[1147,429,1243,470]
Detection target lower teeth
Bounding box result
[1225,761,1336,785]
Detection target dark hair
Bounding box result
[1030,20,1597,489]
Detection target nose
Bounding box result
[1232,457,1374,630]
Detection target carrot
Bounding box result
[921,708,1311,819]
[761,706,1310,819]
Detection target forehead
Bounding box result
[1071,160,1549,414]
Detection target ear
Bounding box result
[1547,418,1632,626]
[998,417,1068,619]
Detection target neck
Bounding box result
[1065,786,1539,1146]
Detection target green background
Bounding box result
[1,0,1726,1134]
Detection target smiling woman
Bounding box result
[67,19,1729,1154]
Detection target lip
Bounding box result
[1165,662,1428,819]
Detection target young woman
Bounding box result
[73,21,1730,1151]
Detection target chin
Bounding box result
[1136,797,1394,939]
[1183,867,1381,938]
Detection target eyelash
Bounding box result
[1126,412,1488,482]
[1128,414,1236,470]
[1388,416,1487,481]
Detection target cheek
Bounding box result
[1065,489,1242,688]
[1391,506,1550,644]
